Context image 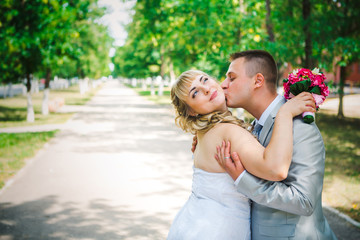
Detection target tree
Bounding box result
[302,0,314,69]
[37,0,78,115]
[0,0,112,120]
[114,0,359,111]
[0,1,23,98]
[114,0,241,82]
[17,0,45,122]
[312,0,360,118]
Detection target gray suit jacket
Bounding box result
[237,98,337,239]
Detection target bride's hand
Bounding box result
[280,92,316,117]
[215,141,245,181]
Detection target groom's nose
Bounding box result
[221,78,229,89]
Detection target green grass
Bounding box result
[0,83,103,189]
[125,83,172,105]
[316,113,360,222]
[0,131,58,188]
[0,83,103,128]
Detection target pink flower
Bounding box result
[322,86,329,97]
[283,67,329,124]
[311,75,322,87]
[283,81,291,99]
[283,67,329,100]
[312,93,326,107]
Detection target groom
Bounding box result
[215,50,337,239]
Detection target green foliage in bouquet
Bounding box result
[286,79,322,96]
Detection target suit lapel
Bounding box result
[259,98,286,146]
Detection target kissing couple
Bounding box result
[167,50,337,240]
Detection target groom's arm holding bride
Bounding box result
[216,114,325,216]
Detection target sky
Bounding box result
[97,0,136,47]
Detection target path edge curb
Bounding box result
[323,204,360,228]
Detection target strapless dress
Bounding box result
[167,166,251,240]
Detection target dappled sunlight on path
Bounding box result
[0,80,193,239]
[321,94,360,118]
[0,196,169,239]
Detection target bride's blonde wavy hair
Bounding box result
[171,70,250,134]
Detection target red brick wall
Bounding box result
[280,62,360,85]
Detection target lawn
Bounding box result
[0,131,58,189]
[124,83,172,105]
[0,83,102,128]
[0,82,103,188]
[316,114,360,222]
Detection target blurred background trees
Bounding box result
[113,0,359,91]
[0,0,113,120]
[0,0,359,118]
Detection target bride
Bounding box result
[167,70,315,239]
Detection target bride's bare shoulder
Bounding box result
[209,122,249,136]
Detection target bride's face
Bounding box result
[185,74,227,115]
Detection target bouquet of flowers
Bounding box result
[283,68,329,123]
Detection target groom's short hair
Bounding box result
[229,50,278,92]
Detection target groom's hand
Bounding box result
[191,135,197,153]
[215,141,245,181]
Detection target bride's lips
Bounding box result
[210,90,218,101]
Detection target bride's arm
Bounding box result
[217,92,315,181]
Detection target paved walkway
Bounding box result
[0,81,193,239]
[321,94,360,118]
[0,80,359,239]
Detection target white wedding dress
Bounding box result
[167,166,251,240]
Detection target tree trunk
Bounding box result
[34,79,39,93]
[142,79,147,90]
[236,0,245,45]
[266,0,280,87]
[80,78,89,95]
[337,65,346,118]
[26,73,35,122]
[42,89,50,115]
[150,77,155,96]
[265,0,275,42]
[169,61,176,86]
[9,82,14,97]
[132,78,137,87]
[2,84,7,99]
[42,68,51,115]
[302,0,313,68]
[158,55,166,96]
[239,0,245,14]
[158,78,164,96]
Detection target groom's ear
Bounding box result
[254,73,265,89]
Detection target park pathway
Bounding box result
[0,80,193,239]
[0,80,359,239]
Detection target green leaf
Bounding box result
[310,86,321,95]
[289,80,311,95]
